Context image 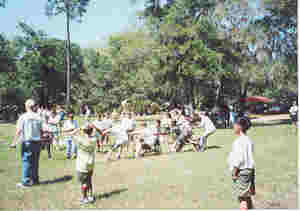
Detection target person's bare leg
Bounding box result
[135,142,142,158]
[116,146,122,159]
[88,173,94,199]
[105,150,113,161]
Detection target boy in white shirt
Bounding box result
[41,115,53,159]
[102,124,129,161]
[48,110,60,149]
[227,117,255,209]
[131,121,159,158]
[62,111,79,159]
[196,112,216,152]
[92,114,113,152]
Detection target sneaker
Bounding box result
[87,196,95,203]
[9,144,16,148]
[16,182,31,188]
[80,198,90,205]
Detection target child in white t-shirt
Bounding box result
[197,112,216,152]
[227,117,255,209]
[62,111,79,159]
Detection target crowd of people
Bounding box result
[8,98,261,209]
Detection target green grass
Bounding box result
[0,119,297,209]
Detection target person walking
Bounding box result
[15,99,43,188]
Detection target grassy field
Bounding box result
[0,117,297,209]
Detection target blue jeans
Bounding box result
[66,139,77,157]
[21,141,41,185]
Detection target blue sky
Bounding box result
[0,0,145,48]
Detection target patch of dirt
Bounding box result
[255,190,297,209]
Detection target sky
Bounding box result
[0,0,146,48]
[0,0,264,48]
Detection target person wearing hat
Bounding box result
[14,99,43,188]
[68,123,97,204]
[227,117,255,209]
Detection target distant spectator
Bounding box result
[289,101,298,128]
[85,105,91,120]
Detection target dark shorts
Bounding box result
[291,115,298,122]
[77,171,93,185]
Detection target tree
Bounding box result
[15,22,84,105]
[45,0,91,106]
[0,0,6,7]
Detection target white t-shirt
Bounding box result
[141,127,157,146]
[199,115,216,134]
[48,114,60,125]
[289,105,298,115]
[17,111,43,142]
[108,125,128,145]
[120,117,136,132]
[75,135,97,173]
[93,119,113,132]
[177,117,192,132]
[227,135,255,171]
[63,119,78,139]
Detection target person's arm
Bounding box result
[10,118,23,147]
[67,128,81,136]
[130,129,143,136]
[232,167,239,180]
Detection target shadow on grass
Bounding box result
[206,145,222,150]
[96,188,128,200]
[39,175,73,185]
[252,119,291,128]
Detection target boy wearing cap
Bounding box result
[69,123,97,204]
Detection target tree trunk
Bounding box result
[65,0,71,106]
[214,79,222,107]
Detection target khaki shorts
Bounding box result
[77,171,93,185]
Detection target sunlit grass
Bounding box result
[0,118,297,209]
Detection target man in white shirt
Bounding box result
[14,99,43,188]
[197,112,216,152]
